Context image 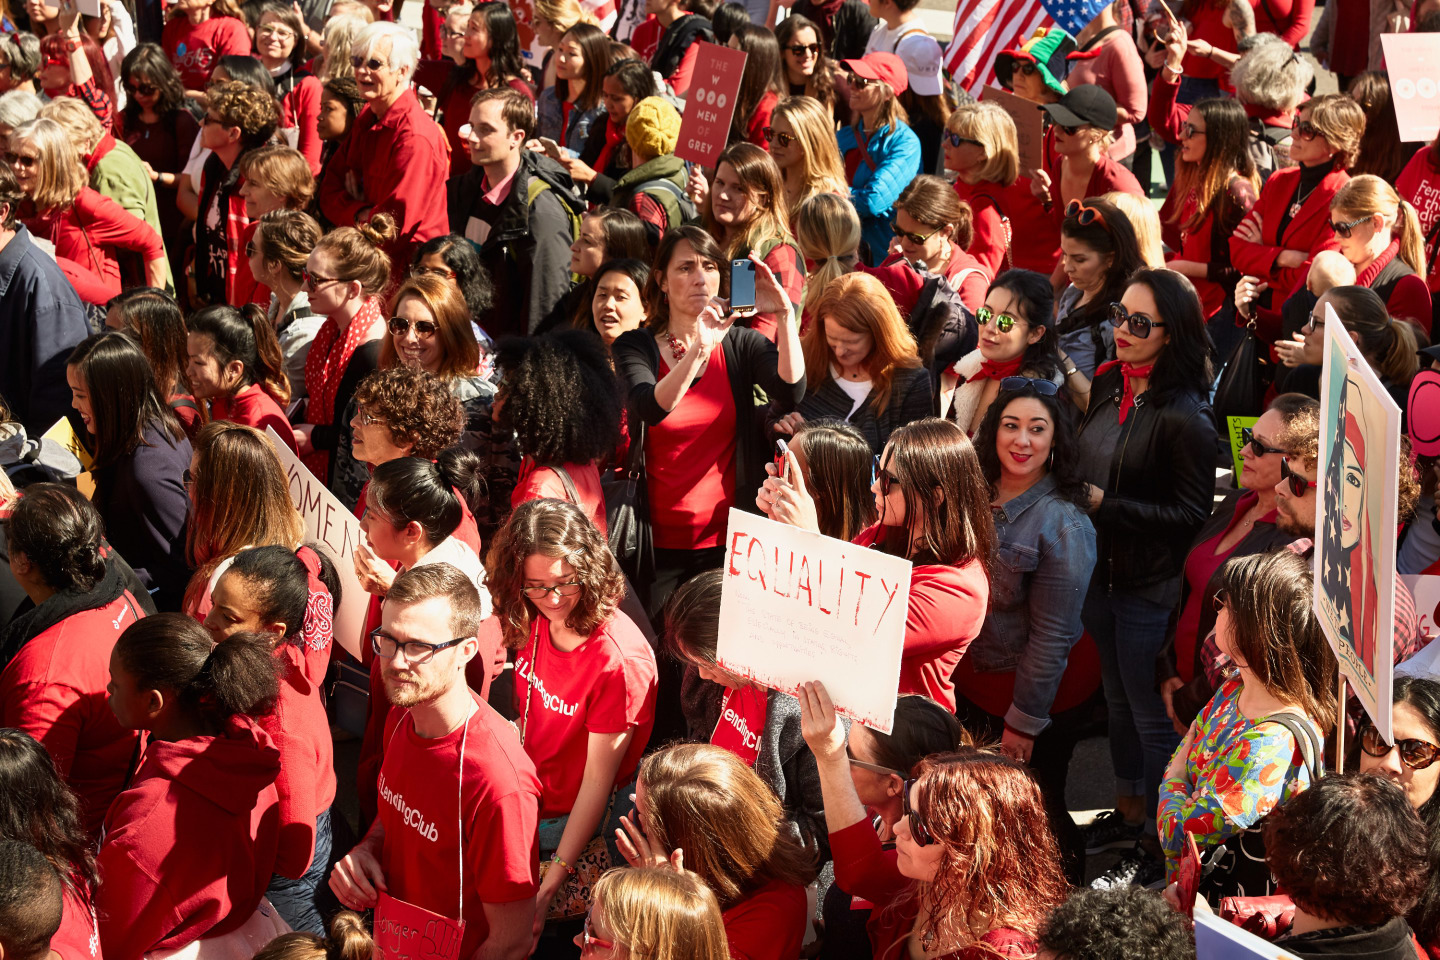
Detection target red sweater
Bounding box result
[863,249,991,314]
[746,91,779,150]
[512,459,608,534]
[415,60,481,177]
[280,73,325,175]
[1045,152,1145,224]
[162,16,252,90]
[210,384,296,453]
[96,716,280,960]
[1396,146,1440,296]
[24,188,165,303]
[1229,164,1349,305]
[1357,240,1433,334]
[319,88,451,273]
[0,593,145,839]
[263,642,337,879]
[721,879,809,960]
[1162,176,1258,317]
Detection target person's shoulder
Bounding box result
[461,698,541,795]
[612,327,656,356]
[594,611,657,665]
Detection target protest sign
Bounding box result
[265,427,369,659]
[981,86,1045,172]
[1226,415,1260,488]
[42,417,95,498]
[1381,34,1440,143]
[1194,911,1301,959]
[374,893,466,960]
[715,508,911,733]
[1314,302,1401,742]
[676,43,747,167]
[1397,575,1440,679]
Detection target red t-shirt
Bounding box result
[711,685,766,767]
[513,614,657,818]
[647,347,737,550]
[53,885,100,960]
[162,16,253,91]
[378,694,542,960]
[512,459,608,536]
[211,383,296,452]
[721,878,809,960]
[630,17,662,62]
[1397,146,1440,296]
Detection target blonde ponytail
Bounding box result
[1397,199,1427,281]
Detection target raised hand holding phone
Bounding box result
[768,448,820,533]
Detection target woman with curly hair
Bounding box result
[799,683,1068,960]
[487,497,657,946]
[344,365,465,512]
[495,329,623,534]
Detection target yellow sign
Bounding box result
[42,417,94,471]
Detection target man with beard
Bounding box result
[330,564,540,960]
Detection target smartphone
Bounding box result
[731,259,757,311]
[539,136,564,161]
[774,438,790,481]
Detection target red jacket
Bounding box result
[319,88,451,273]
[279,73,324,176]
[1183,0,1312,79]
[24,188,164,303]
[262,642,336,879]
[721,879,808,960]
[96,715,280,960]
[0,592,145,839]
[1229,164,1349,305]
[862,249,991,314]
[746,91,779,150]
[210,383,296,452]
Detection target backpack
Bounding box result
[526,176,584,247]
[634,177,701,229]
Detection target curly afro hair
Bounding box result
[1037,886,1195,960]
[351,366,464,458]
[206,79,280,147]
[494,329,622,466]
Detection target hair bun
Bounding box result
[358,212,399,248]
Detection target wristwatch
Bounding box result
[61,36,83,53]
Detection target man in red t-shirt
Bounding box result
[330,564,541,960]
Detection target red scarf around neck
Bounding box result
[967,355,1025,384]
[594,117,626,177]
[1095,360,1154,423]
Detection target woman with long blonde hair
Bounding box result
[793,192,860,328]
[582,869,730,960]
[1328,174,1433,332]
[1105,190,1166,269]
[767,96,846,217]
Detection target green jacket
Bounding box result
[611,154,692,239]
[92,136,172,288]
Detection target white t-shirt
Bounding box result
[415,536,493,620]
[864,21,944,97]
[831,365,873,419]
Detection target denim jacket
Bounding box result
[970,474,1097,736]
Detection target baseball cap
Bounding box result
[892,32,944,97]
[841,52,909,97]
[1042,84,1118,131]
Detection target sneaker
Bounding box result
[1091,843,1167,891]
[1081,810,1142,854]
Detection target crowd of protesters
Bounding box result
[3,0,1440,956]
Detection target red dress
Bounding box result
[647,348,737,550]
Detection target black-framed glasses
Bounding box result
[1108,302,1166,339]
[784,42,821,56]
[1000,376,1060,396]
[846,743,901,777]
[844,72,873,89]
[943,132,982,149]
[901,777,933,847]
[201,114,225,126]
[1240,426,1283,457]
[522,581,583,600]
[1065,199,1106,227]
[441,25,466,39]
[371,628,468,663]
[876,465,897,496]
[976,305,1021,333]
[1360,723,1440,770]
[1293,115,1320,141]
[351,55,389,71]
[3,151,37,169]
[1279,457,1318,497]
[1328,215,1372,239]
[761,126,796,148]
[388,316,438,339]
[245,241,257,258]
[301,269,344,291]
[1302,310,1326,333]
[1181,121,1205,140]
[182,467,195,488]
[891,219,942,245]
[125,80,158,96]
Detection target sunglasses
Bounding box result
[901,777,933,847]
[1279,456,1317,497]
[125,80,158,96]
[245,241,257,258]
[44,54,69,67]
[1240,426,1283,458]
[351,55,388,71]
[301,269,343,291]
[442,25,466,39]
[1328,215,1372,239]
[1293,115,1320,141]
[389,316,438,339]
[944,132,982,149]
[876,465,897,496]
[580,913,614,952]
[976,305,1021,333]
[1064,199,1106,227]
[844,72,873,89]
[891,219,941,245]
[846,742,901,776]
[1361,724,1440,770]
[785,42,821,56]
[3,151,38,169]
[411,265,457,280]
[1181,121,1206,139]
[1000,376,1060,396]
[1212,588,1227,614]
[1014,61,1040,77]
[761,127,797,148]
[1108,303,1166,339]
[1044,115,1080,136]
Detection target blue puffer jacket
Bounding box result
[837,119,922,266]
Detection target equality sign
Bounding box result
[981,85,1045,173]
[676,43,747,168]
[265,427,369,659]
[1314,303,1402,742]
[715,509,911,733]
[1381,34,1440,143]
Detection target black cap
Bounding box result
[1420,343,1440,367]
[1042,83,1118,131]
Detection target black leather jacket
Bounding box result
[1078,366,1218,593]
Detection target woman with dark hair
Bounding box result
[253,2,322,174]
[0,484,148,838]
[563,208,649,333]
[864,174,990,314]
[120,49,196,255]
[486,498,657,944]
[186,304,294,447]
[775,15,836,117]
[0,729,103,960]
[1162,97,1260,321]
[66,331,192,608]
[316,75,364,170]
[757,418,876,542]
[613,225,803,619]
[203,544,341,935]
[98,615,283,960]
[105,287,204,437]
[800,689,1069,959]
[1277,285,1419,406]
[566,59,657,203]
[210,54,278,96]
[620,743,815,960]
[495,329,623,533]
[961,381,1097,879]
[1347,72,1414,186]
[1074,268,1218,884]
[249,210,324,399]
[464,1,532,103]
[727,25,782,149]
[538,22,610,158]
[408,233,497,375]
[584,258,650,350]
[941,269,1062,435]
[1053,197,1145,386]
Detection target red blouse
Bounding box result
[647,347,737,550]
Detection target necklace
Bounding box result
[665,331,687,361]
[1288,180,1320,219]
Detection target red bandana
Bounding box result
[594,117,627,177]
[966,355,1025,384]
[1095,361,1154,423]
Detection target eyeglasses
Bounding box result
[1279,456,1317,497]
[3,151,38,169]
[761,127,797,148]
[411,264,458,280]
[258,23,296,38]
[356,408,386,427]
[43,54,68,67]
[943,132,982,149]
[1065,199,1106,228]
[844,72,873,89]
[845,743,901,777]
[580,914,614,952]
[201,114,227,126]
[876,465,897,496]
[1181,122,1206,140]
[1240,426,1283,458]
[1044,115,1080,136]
[784,42,821,56]
[1293,115,1320,141]
[182,467,196,488]
[371,628,468,664]
[891,219,942,245]
[245,241,257,258]
[1014,61,1040,77]
[1108,302,1166,339]
[1211,588,1227,614]
[301,269,344,291]
[1327,215,1372,239]
[1000,376,1060,396]
[388,316,438,339]
[442,25,466,39]
[976,305,1021,333]
[522,581,583,600]
[351,55,389,71]
[1302,310,1326,333]
[901,777,934,847]
[125,80,158,96]
[1361,723,1440,770]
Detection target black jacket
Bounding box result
[1278,918,1421,960]
[650,14,714,81]
[0,226,91,435]
[1078,367,1218,593]
[612,327,805,516]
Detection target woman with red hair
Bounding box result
[37,3,115,130]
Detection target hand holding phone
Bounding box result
[774,438,790,482]
[731,258,757,312]
[539,137,564,161]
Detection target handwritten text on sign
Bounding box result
[375,892,466,960]
[675,43,748,168]
[715,509,910,733]
[265,427,368,659]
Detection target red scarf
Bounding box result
[1356,239,1402,289]
[305,296,382,428]
[295,545,335,684]
[1095,361,1154,423]
[594,117,626,177]
[966,355,1025,384]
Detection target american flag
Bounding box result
[944,0,1056,97]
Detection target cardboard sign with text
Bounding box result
[265,427,368,659]
[1226,415,1261,488]
[374,893,466,960]
[715,509,910,732]
[676,43,748,167]
[981,85,1045,173]
[1382,34,1440,143]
